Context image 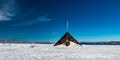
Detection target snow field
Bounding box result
[0,44,120,60]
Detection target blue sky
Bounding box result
[0,0,120,42]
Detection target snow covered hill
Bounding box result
[0,44,120,60]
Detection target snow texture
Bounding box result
[0,43,120,60]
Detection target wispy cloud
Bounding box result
[0,0,20,21]
[0,11,10,20]
[37,16,52,22]
[11,16,52,27]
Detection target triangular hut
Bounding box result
[54,21,82,46]
[54,32,82,46]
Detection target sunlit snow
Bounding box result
[0,44,120,60]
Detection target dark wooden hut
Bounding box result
[54,32,82,46]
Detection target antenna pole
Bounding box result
[67,20,68,32]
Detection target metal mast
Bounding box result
[67,20,68,32]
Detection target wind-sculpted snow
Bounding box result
[0,44,120,60]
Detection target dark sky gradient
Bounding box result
[0,0,120,42]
